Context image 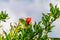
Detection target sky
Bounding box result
[0,0,60,38]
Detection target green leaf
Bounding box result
[42,16,47,26]
[50,3,53,8]
[19,18,26,25]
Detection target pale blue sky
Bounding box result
[0,0,60,38]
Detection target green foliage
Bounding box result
[50,38,60,40]
[0,11,9,28]
[0,11,8,22]
[0,3,60,40]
